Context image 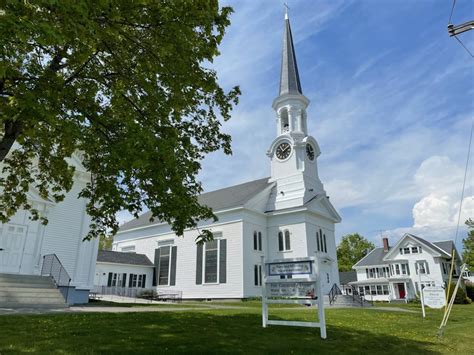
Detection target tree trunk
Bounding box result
[0,120,22,162]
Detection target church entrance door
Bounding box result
[0,224,28,273]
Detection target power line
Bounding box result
[453,35,474,58]
[448,0,456,24]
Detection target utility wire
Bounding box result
[454,35,474,58]
[448,0,457,24]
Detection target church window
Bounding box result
[316,232,320,251]
[278,230,291,251]
[280,109,289,133]
[258,232,262,251]
[253,231,258,250]
[154,245,177,287]
[195,236,227,285]
[254,264,262,286]
[323,234,327,253]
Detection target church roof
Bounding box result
[279,14,303,96]
[97,250,154,266]
[119,177,272,232]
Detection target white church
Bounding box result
[112,14,342,299]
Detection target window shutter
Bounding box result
[128,274,133,287]
[122,273,127,287]
[196,244,203,284]
[219,239,227,284]
[426,262,430,274]
[142,275,146,288]
[107,272,113,287]
[170,246,177,286]
[154,248,161,286]
[278,232,284,251]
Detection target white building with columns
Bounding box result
[113,14,342,299]
[0,151,99,304]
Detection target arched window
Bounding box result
[278,230,291,251]
[280,109,289,133]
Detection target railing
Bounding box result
[91,286,182,302]
[328,283,342,305]
[41,254,71,303]
[349,285,365,306]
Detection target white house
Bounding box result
[112,14,342,300]
[0,151,99,304]
[94,250,154,289]
[350,234,463,302]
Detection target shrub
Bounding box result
[465,283,474,300]
[447,283,472,304]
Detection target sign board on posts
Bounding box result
[268,260,312,276]
[261,257,327,339]
[423,286,446,309]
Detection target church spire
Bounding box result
[279,12,302,96]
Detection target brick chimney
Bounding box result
[383,237,389,252]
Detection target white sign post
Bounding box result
[261,256,327,339]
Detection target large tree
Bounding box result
[337,233,375,272]
[463,219,474,270]
[0,1,240,242]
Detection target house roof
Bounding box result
[402,234,451,258]
[339,270,357,284]
[353,247,388,267]
[119,177,272,232]
[432,241,454,255]
[97,250,154,266]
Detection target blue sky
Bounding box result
[197,0,474,249]
[115,1,473,250]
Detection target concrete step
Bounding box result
[0,288,61,295]
[0,274,53,282]
[0,303,67,309]
[0,281,56,288]
[0,295,65,304]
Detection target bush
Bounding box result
[447,283,472,304]
[466,283,474,300]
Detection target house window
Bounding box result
[442,262,447,274]
[382,285,389,295]
[411,246,419,254]
[395,264,400,275]
[254,265,262,286]
[370,285,377,295]
[258,232,262,251]
[401,264,409,276]
[129,274,138,287]
[366,268,369,279]
[403,247,410,254]
[359,286,364,295]
[369,268,375,278]
[416,261,429,275]
[364,286,370,295]
[279,230,291,251]
[205,240,219,283]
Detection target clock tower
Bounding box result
[267,13,325,210]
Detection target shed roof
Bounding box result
[339,270,357,284]
[97,250,153,266]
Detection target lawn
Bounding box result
[0,303,473,354]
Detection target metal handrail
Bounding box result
[349,285,365,306]
[41,254,71,304]
[328,283,342,305]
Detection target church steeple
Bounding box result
[279,13,303,96]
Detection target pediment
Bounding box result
[305,195,341,223]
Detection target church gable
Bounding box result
[305,195,341,222]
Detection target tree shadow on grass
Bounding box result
[0,311,443,354]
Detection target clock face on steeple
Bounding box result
[306,144,315,161]
[276,142,291,160]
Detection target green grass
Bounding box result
[0,303,473,354]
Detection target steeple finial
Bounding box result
[279,9,302,96]
[284,3,289,20]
